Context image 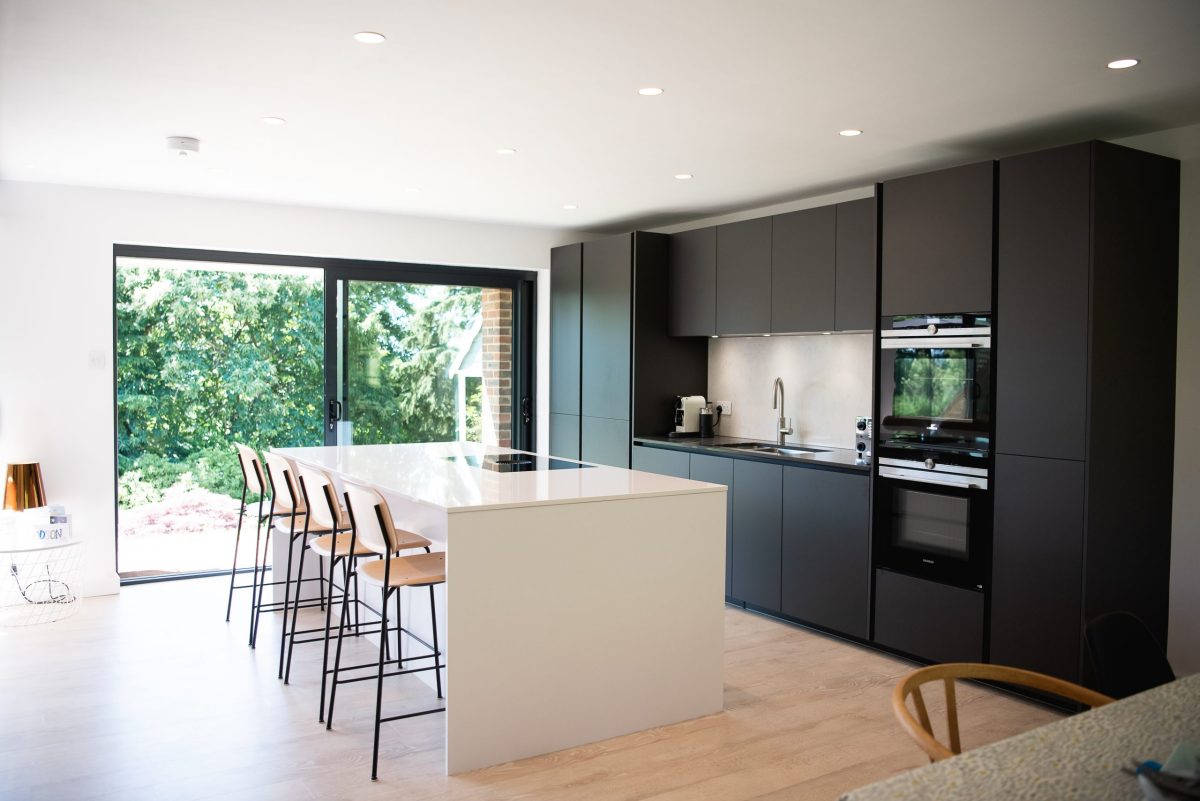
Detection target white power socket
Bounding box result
[711,400,732,417]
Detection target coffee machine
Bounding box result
[673,395,707,436]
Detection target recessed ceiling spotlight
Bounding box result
[839,129,863,137]
[563,204,578,210]
[261,116,287,126]
[637,87,664,96]
[353,31,387,44]
[762,334,771,337]
[822,331,832,335]
[1107,58,1139,69]
[166,136,200,157]
[674,173,693,180]
[495,147,517,155]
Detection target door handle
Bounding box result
[327,399,342,431]
[520,396,532,426]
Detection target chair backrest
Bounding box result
[893,662,1114,762]
[1085,611,1175,699]
[296,463,342,532]
[343,483,397,557]
[262,451,306,516]
[233,443,266,495]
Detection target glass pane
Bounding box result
[341,281,513,447]
[114,259,324,578]
[893,488,970,559]
[892,348,977,421]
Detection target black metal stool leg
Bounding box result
[371,583,391,781]
[247,498,264,646]
[277,521,299,679]
[429,584,443,699]
[318,553,341,723]
[326,554,354,730]
[252,524,272,648]
[283,534,310,684]
[225,486,247,621]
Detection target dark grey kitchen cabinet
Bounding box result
[880,160,994,316]
[771,206,835,334]
[716,217,772,335]
[874,570,985,664]
[551,232,707,466]
[631,443,690,478]
[781,467,869,639]
[991,454,1085,682]
[690,453,735,600]
[549,413,579,460]
[668,227,716,336]
[731,459,782,612]
[834,196,877,331]
[989,141,1179,677]
[581,235,632,422]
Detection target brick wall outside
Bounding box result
[481,288,513,447]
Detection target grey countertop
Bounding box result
[634,434,869,472]
[840,672,1200,801]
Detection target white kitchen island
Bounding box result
[274,442,727,775]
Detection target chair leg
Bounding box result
[225,487,247,622]
[247,499,264,647]
[371,585,391,781]
[318,554,340,724]
[252,524,272,648]
[326,555,354,730]
[429,584,443,699]
[284,540,309,684]
[277,527,299,679]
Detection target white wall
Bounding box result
[706,334,872,449]
[0,181,582,596]
[1113,124,1200,675]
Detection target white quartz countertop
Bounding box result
[273,442,724,513]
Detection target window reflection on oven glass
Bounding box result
[893,488,970,559]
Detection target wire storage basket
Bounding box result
[1,540,83,626]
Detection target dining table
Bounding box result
[841,672,1200,801]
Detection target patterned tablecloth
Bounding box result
[841,672,1200,801]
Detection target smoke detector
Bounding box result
[167,136,200,157]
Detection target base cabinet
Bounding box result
[689,453,735,599]
[631,443,690,478]
[549,413,580,460]
[781,467,869,638]
[874,570,984,663]
[731,460,782,612]
[580,416,630,468]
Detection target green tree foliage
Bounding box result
[116,268,484,508]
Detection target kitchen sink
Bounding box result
[719,442,828,457]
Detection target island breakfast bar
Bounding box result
[274,442,727,774]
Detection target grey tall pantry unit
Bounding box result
[990,141,1179,685]
[550,232,707,467]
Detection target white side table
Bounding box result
[0,538,83,626]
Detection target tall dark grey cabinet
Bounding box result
[991,141,1179,685]
[550,232,707,467]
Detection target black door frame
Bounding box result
[112,244,538,578]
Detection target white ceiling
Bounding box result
[2,0,1199,231]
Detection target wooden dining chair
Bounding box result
[892,662,1114,762]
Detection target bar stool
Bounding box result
[283,463,431,725]
[226,444,268,626]
[255,451,330,661]
[328,483,446,781]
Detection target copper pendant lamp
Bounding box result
[4,463,47,511]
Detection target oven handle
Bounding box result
[880,336,990,350]
[878,464,989,490]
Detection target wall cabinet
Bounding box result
[668,227,716,336]
[834,197,877,331]
[550,233,707,468]
[991,141,1179,682]
[716,217,772,335]
[880,160,994,316]
[781,467,869,638]
[730,459,782,611]
[690,453,735,599]
[771,206,835,333]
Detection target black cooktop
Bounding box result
[447,453,594,473]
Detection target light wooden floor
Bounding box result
[0,576,1059,801]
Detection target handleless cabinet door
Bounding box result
[771,206,835,333]
[731,459,782,612]
[631,444,690,478]
[691,453,735,599]
[781,467,869,638]
[881,160,994,316]
[716,217,772,335]
[996,144,1090,461]
[550,244,582,416]
[835,197,878,332]
[669,227,717,336]
[549,413,580,460]
[991,453,1085,682]
[581,234,632,421]
[581,416,630,468]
